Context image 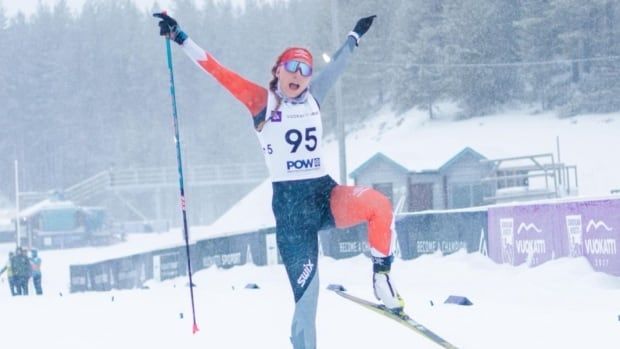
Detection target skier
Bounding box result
[12,247,31,295]
[30,249,43,295]
[0,251,17,296]
[154,12,404,348]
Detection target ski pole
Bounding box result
[162,35,199,334]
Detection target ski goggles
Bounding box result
[281,60,313,77]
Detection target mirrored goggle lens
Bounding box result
[283,60,312,76]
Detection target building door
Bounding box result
[409,183,433,212]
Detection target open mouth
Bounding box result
[289,83,300,91]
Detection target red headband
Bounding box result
[277,47,313,67]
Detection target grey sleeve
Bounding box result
[310,36,357,106]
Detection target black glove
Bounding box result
[352,15,376,38]
[153,12,188,45]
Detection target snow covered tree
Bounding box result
[389,0,449,119]
[565,1,620,114]
[542,0,620,115]
[443,0,522,117]
[336,0,399,121]
[0,4,7,124]
[515,0,558,110]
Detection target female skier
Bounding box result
[154,12,404,349]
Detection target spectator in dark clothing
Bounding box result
[30,249,42,295]
[12,247,31,295]
[0,252,17,296]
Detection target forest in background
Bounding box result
[0,0,619,197]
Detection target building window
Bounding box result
[450,183,484,209]
[372,183,394,204]
[496,170,529,189]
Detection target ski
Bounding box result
[327,284,459,349]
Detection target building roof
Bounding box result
[19,199,77,219]
[438,147,487,172]
[350,152,410,179]
[350,147,487,179]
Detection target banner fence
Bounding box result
[69,198,620,292]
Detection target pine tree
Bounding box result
[0,4,7,126]
[516,0,557,110]
[407,0,448,119]
[335,0,398,123]
[0,4,11,194]
[544,0,617,115]
[443,0,521,117]
[570,1,620,114]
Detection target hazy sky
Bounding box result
[2,0,166,17]
[1,0,246,18]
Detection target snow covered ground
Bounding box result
[1,246,619,349]
[1,108,619,348]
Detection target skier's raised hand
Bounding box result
[153,12,187,45]
[349,15,377,46]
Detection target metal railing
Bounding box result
[110,163,268,188]
[480,153,578,203]
[20,163,269,206]
[65,171,111,203]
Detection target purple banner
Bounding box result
[557,199,620,276]
[488,198,620,276]
[488,204,557,267]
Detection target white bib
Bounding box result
[256,91,326,182]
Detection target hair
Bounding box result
[269,62,283,112]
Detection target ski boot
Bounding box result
[372,255,405,315]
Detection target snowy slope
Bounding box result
[1,248,619,349]
[209,108,620,235]
[337,108,616,195]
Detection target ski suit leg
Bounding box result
[329,185,396,257]
[21,277,29,295]
[272,176,337,349]
[277,226,320,349]
[8,276,16,296]
[33,274,42,295]
[14,276,27,295]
